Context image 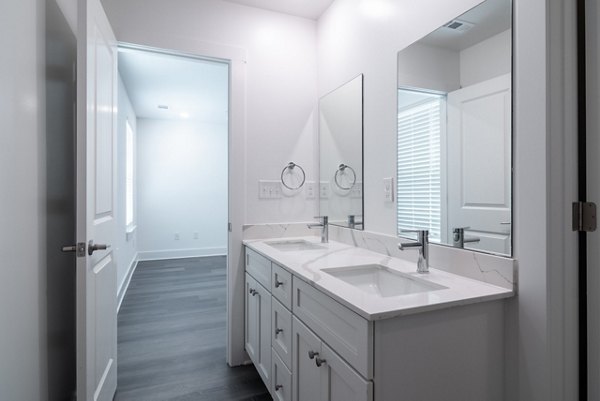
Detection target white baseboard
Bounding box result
[117,255,138,313]
[137,247,227,262]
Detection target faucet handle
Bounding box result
[452,226,470,233]
[313,216,328,223]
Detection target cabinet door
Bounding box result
[245,273,259,363]
[292,317,324,401]
[255,280,272,389]
[320,344,373,401]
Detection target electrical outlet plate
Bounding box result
[320,181,330,199]
[305,181,316,199]
[259,180,282,199]
[351,181,363,198]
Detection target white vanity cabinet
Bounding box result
[244,245,505,401]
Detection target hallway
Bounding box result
[115,256,270,401]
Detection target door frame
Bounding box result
[116,36,248,366]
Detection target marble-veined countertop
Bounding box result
[243,237,514,321]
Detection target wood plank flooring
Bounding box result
[115,256,271,401]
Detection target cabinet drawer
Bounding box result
[272,350,292,401]
[246,247,271,289]
[293,277,373,379]
[272,298,292,369]
[272,263,292,310]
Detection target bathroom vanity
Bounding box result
[243,237,513,401]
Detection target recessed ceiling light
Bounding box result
[158,104,169,110]
[179,112,190,119]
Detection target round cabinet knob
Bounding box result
[275,328,283,336]
[308,350,318,360]
[315,357,327,367]
[275,384,283,391]
[248,288,257,296]
[274,280,284,288]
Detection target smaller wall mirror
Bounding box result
[319,74,364,229]
[396,0,512,256]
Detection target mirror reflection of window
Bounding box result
[397,90,445,242]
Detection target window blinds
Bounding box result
[397,96,442,241]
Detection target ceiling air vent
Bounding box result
[443,19,474,33]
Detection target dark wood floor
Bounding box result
[115,256,271,401]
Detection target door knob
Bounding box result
[88,240,110,256]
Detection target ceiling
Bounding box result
[118,48,229,123]
[419,0,511,52]
[222,0,334,20]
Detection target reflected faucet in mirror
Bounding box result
[452,227,481,249]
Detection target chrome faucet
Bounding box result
[452,227,481,249]
[347,215,363,229]
[399,229,429,273]
[308,216,328,243]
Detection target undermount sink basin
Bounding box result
[322,264,446,298]
[265,239,326,252]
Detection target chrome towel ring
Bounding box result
[281,161,306,190]
[334,163,356,190]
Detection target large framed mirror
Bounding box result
[396,0,512,256]
[319,74,364,229]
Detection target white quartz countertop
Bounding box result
[243,237,514,321]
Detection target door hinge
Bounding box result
[228,222,232,232]
[572,201,597,232]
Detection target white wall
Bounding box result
[320,0,578,400]
[397,43,461,93]
[0,0,47,399]
[136,118,228,259]
[116,75,138,296]
[460,29,511,87]
[101,0,319,225]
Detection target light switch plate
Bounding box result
[383,177,394,202]
[259,180,282,199]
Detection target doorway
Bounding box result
[112,46,267,399]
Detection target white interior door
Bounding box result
[447,73,511,254]
[76,0,118,400]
